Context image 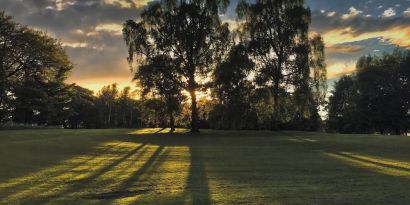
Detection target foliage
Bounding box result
[123,0,230,132]
[327,51,410,135]
[0,12,73,125]
[210,44,258,129]
[234,0,326,130]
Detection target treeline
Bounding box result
[327,51,410,135]
[123,0,327,132]
[0,0,329,132]
[3,0,407,134]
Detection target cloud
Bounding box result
[62,42,89,48]
[327,61,357,78]
[327,11,336,17]
[104,0,151,8]
[326,45,364,54]
[95,23,123,35]
[404,8,410,17]
[382,8,396,18]
[1,0,409,91]
[342,7,363,19]
[311,10,410,47]
[321,26,410,48]
[0,0,146,91]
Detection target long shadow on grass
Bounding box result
[0,142,137,205]
[33,143,147,204]
[94,145,166,202]
[121,130,410,205]
[186,145,211,204]
[117,131,212,204]
[0,129,132,186]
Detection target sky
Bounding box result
[1,0,409,92]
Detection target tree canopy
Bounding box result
[123,0,230,132]
[328,51,410,135]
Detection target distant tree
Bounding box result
[327,76,361,133]
[95,84,119,128]
[400,51,410,135]
[327,50,410,135]
[123,0,230,132]
[356,51,408,135]
[141,98,168,128]
[66,85,96,129]
[117,86,143,128]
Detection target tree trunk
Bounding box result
[190,90,200,133]
[169,110,175,133]
[129,110,133,128]
[272,81,280,130]
[108,104,112,127]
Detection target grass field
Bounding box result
[1,129,410,204]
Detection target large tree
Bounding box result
[123,0,230,132]
[0,12,73,125]
[237,0,325,128]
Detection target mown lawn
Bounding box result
[1,129,410,205]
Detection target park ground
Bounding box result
[1,129,410,204]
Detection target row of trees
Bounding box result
[123,0,327,132]
[1,6,408,135]
[0,12,173,129]
[327,51,410,135]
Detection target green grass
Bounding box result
[1,129,410,204]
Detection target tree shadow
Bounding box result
[94,145,166,201]
[0,129,132,185]
[0,141,124,193]
[155,128,166,133]
[325,151,410,176]
[185,145,211,204]
[120,131,213,204]
[33,143,147,203]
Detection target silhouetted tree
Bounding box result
[123,0,230,132]
[66,85,96,128]
[210,44,257,129]
[237,0,310,118]
[132,54,184,132]
[328,51,410,135]
[0,12,72,125]
[327,76,361,133]
[95,84,119,128]
[237,0,325,130]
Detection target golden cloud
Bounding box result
[322,26,410,48]
[95,23,123,35]
[326,45,364,54]
[67,76,135,93]
[327,61,357,79]
[104,0,151,8]
[62,42,88,48]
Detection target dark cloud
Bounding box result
[311,10,410,35]
[1,0,409,90]
[0,0,145,89]
[326,45,364,54]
